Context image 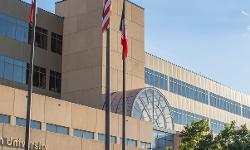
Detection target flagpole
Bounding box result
[122,57,126,150]
[121,1,127,150]
[105,28,111,150]
[25,0,36,150]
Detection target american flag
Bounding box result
[102,0,111,32]
[120,0,128,60]
[29,0,35,27]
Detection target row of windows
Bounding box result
[145,68,168,90]
[242,105,250,119]
[0,56,61,93]
[0,12,62,55]
[169,77,209,104]
[98,133,145,148]
[172,108,226,134]
[210,119,225,134]
[0,11,28,42]
[0,115,147,148]
[172,108,205,126]
[210,93,241,115]
[145,68,250,120]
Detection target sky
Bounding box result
[23,0,250,95]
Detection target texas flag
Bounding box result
[120,0,128,60]
[29,0,35,27]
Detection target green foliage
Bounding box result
[179,120,250,150]
[179,119,214,150]
[214,121,250,150]
[165,146,173,150]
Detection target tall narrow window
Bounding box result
[51,32,62,54]
[32,65,46,89]
[49,70,61,93]
[29,26,48,49]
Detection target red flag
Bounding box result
[120,0,128,60]
[29,0,35,27]
[102,0,111,32]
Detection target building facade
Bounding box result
[0,0,250,149]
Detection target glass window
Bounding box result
[51,32,63,54]
[32,65,46,89]
[98,133,116,144]
[73,129,83,138]
[30,26,48,49]
[127,139,137,148]
[16,118,41,129]
[57,126,68,135]
[98,133,105,142]
[13,60,27,83]
[84,131,94,140]
[0,114,10,124]
[0,56,4,78]
[141,142,151,149]
[152,130,173,150]
[46,124,57,132]
[0,56,28,84]
[37,27,48,49]
[73,129,94,140]
[49,71,61,93]
[0,12,28,43]
[30,120,41,129]
[46,124,68,135]
[16,117,26,127]
[110,136,117,144]
[4,57,14,81]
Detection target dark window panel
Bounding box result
[0,114,10,124]
[46,124,68,135]
[51,32,63,55]
[16,117,41,129]
[49,71,61,93]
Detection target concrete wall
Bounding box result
[56,0,145,109]
[0,124,146,150]
[145,53,250,131]
[56,0,105,108]
[0,84,153,149]
[0,0,63,99]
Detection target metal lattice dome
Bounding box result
[111,87,174,130]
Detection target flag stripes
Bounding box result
[102,0,111,32]
[120,0,128,60]
[29,0,35,27]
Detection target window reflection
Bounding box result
[0,56,27,84]
[0,11,28,42]
[152,130,173,150]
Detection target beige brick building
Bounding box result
[0,0,249,149]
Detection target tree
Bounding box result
[215,121,250,150]
[178,120,250,150]
[179,119,214,150]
